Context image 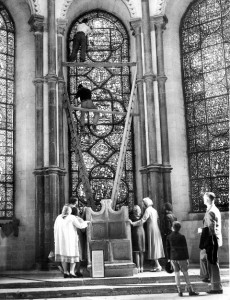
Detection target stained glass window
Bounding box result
[68,11,135,211]
[181,0,229,212]
[0,3,15,218]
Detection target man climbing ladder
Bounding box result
[75,84,99,132]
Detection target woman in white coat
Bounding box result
[54,204,90,278]
[130,197,165,271]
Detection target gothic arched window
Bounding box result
[67,11,135,210]
[0,3,15,218]
[181,0,229,212]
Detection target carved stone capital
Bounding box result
[130,18,142,36]
[151,15,168,31]
[57,18,68,36]
[28,14,44,33]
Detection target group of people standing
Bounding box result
[53,192,223,296]
[129,192,223,296]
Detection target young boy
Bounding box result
[166,221,199,296]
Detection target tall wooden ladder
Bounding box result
[111,67,137,210]
[62,84,95,210]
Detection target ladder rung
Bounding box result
[62,62,136,68]
[72,105,139,116]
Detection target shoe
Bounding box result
[202,278,210,283]
[140,267,143,273]
[187,286,199,296]
[75,272,83,277]
[177,287,183,297]
[137,267,140,273]
[63,273,69,278]
[189,291,199,296]
[69,273,77,278]
[152,267,162,272]
[207,290,223,294]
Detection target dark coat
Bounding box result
[199,226,218,265]
[166,231,189,260]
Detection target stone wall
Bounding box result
[0,0,36,270]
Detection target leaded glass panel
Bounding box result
[0,3,15,219]
[181,0,229,212]
[68,11,135,211]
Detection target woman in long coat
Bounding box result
[130,197,165,271]
[54,205,90,278]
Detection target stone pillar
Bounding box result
[28,14,46,269]
[141,0,160,208]
[153,15,172,204]
[37,1,66,269]
[131,19,148,199]
[57,19,68,210]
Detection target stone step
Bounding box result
[0,270,229,299]
[0,281,229,299]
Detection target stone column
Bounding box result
[28,14,46,269]
[141,0,160,208]
[57,19,68,209]
[130,19,148,199]
[41,0,66,269]
[153,15,172,204]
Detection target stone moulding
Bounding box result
[59,0,137,19]
[26,0,41,15]
[154,0,168,16]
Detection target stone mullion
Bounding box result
[131,19,149,199]
[28,14,46,269]
[141,0,160,208]
[154,16,172,204]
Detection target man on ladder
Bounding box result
[75,84,99,132]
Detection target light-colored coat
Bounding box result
[54,214,88,263]
[133,206,165,259]
[203,203,222,247]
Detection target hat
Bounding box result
[78,84,83,89]
[143,197,153,207]
[165,261,174,274]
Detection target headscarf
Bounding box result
[143,197,153,207]
[61,205,72,218]
[133,205,141,218]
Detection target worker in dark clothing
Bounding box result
[75,84,99,132]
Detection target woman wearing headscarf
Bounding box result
[130,197,165,271]
[54,204,90,278]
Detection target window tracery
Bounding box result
[68,11,135,211]
[0,3,15,218]
[181,0,229,211]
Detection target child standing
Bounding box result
[129,205,145,273]
[166,221,199,296]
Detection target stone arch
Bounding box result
[25,0,41,15]
[59,0,137,19]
